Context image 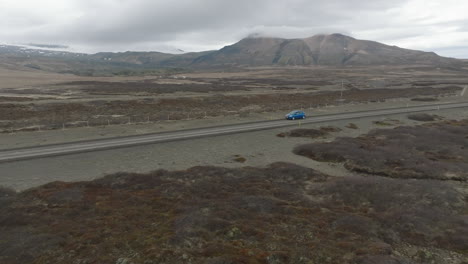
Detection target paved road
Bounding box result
[1,102,468,163]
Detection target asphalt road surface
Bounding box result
[1,102,468,163]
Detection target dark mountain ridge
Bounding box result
[193,34,461,67]
[0,34,463,75]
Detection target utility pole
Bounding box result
[337,80,345,104]
[341,80,344,99]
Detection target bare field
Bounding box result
[0,68,80,89]
[0,68,194,90]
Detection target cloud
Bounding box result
[0,0,467,57]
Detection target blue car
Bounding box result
[285,110,306,120]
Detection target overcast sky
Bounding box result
[0,0,467,58]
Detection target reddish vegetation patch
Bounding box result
[286,128,327,138]
[1,163,467,263]
[277,126,342,138]
[294,119,468,181]
[407,113,442,122]
[372,118,402,126]
[319,126,342,133]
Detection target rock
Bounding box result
[226,227,242,238]
[116,258,132,264]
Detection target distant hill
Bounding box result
[193,34,462,67]
[0,44,200,75]
[0,34,464,75]
[90,50,213,67]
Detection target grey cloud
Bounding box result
[433,46,468,58]
[0,0,467,58]
[48,0,409,45]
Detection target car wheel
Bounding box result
[302,116,305,119]
[292,117,295,120]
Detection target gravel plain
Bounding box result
[0,95,467,191]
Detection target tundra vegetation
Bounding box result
[277,126,342,138]
[1,65,466,133]
[1,120,468,263]
[294,119,468,181]
[1,34,468,263]
[407,113,442,122]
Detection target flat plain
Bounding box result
[1,65,467,133]
[1,65,468,264]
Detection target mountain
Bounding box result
[0,44,210,75]
[0,34,463,75]
[193,34,461,67]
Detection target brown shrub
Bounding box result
[295,119,468,181]
[319,126,342,133]
[278,128,327,139]
[373,119,401,126]
[407,113,440,121]
[346,123,358,129]
[411,97,438,102]
[233,155,247,163]
[289,128,327,138]
[276,132,287,137]
[1,162,466,263]
[280,126,342,139]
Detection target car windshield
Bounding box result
[288,111,298,115]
